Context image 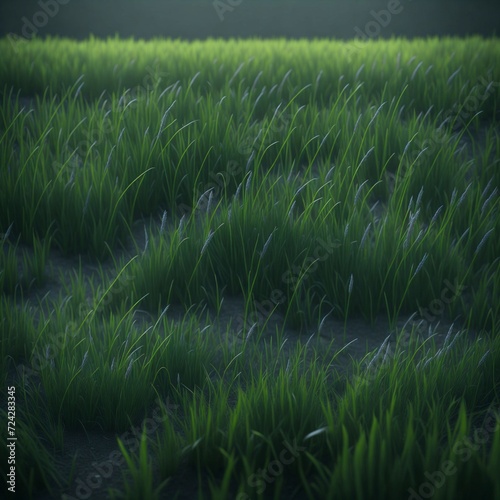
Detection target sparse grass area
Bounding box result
[0,36,499,499]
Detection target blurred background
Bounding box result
[1,0,499,41]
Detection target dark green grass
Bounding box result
[0,36,499,499]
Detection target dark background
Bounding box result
[1,0,499,41]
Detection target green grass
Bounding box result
[0,35,499,499]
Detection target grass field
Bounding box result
[1,36,499,499]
